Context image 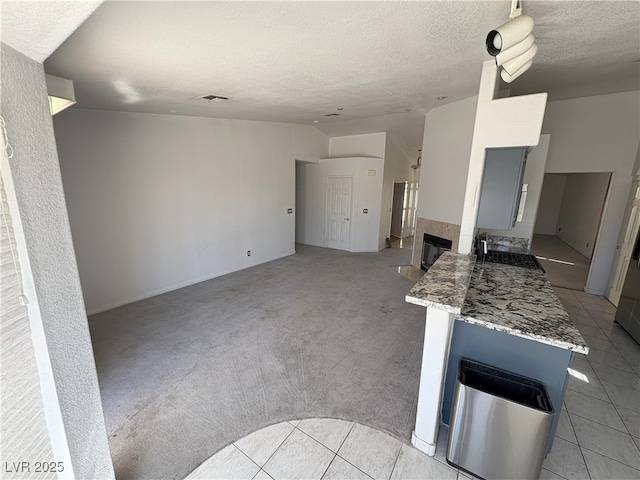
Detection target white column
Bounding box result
[411,306,456,456]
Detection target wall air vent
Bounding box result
[322,113,341,117]
[198,94,229,101]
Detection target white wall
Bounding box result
[1,43,114,479]
[542,90,640,294]
[295,131,387,252]
[296,158,356,248]
[557,173,612,259]
[483,134,550,244]
[54,109,325,314]
[458,61,547,253]
[380,135,414,248]
[534,174,566,235]
[295,157,384,252]
[417,96,478,225]
[293,124,329,162]
[328,132,386,158]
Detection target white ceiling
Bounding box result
[4,1,640,156]
[0,1,102,62]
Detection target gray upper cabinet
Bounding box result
[476,148,527,230]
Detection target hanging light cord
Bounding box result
[0,116,14,159]
[0,114,28,305]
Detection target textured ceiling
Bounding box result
[0,1,102,62]
[510,1,640,100]
[6,1,640,156]
[44,1,513,123]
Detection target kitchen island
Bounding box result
[405,251,588,457]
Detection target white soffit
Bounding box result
[0,1,103,62]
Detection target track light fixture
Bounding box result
[485,0,538,83]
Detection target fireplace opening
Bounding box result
[421,233,453,271]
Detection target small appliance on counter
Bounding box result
[475,233,489,262]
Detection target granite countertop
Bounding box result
[405,252,475,314]
[405,253,589,354]
[459,261,589,353]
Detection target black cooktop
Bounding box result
[482,250,545,272]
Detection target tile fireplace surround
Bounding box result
[411,217,460,269]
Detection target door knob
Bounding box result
[344,218,350,221]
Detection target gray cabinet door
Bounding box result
[476,148,527,230]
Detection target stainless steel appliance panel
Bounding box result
[615,228,640,343]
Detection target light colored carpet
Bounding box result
[89,243,425,479]
[530,234,591,291]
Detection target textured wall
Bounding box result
[0,43,114,479]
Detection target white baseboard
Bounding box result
[584,287,606,296]
[86,250,296,315]
[412,431,436,456]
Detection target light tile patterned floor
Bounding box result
[543,287,640,480]
[186,288,640,480]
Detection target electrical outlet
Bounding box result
[287,208,293,214]
[363,208,368,214]
[247,250,251,256]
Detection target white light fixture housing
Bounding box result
[486,15,534,56]
[45,74,76,115]
[495,33,534,66]
[500,60,533,83]
[485,0,538,83]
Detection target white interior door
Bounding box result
[608,181,640,306]
[325,176,353,251]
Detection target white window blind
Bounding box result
[0,119,57,479]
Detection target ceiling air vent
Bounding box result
[322,113,341,117]
[198,94,229,101]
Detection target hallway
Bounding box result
[531,234,591,291]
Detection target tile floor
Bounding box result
[186,287,639,480]
[544,287,640,480]
[186,419,464,480]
